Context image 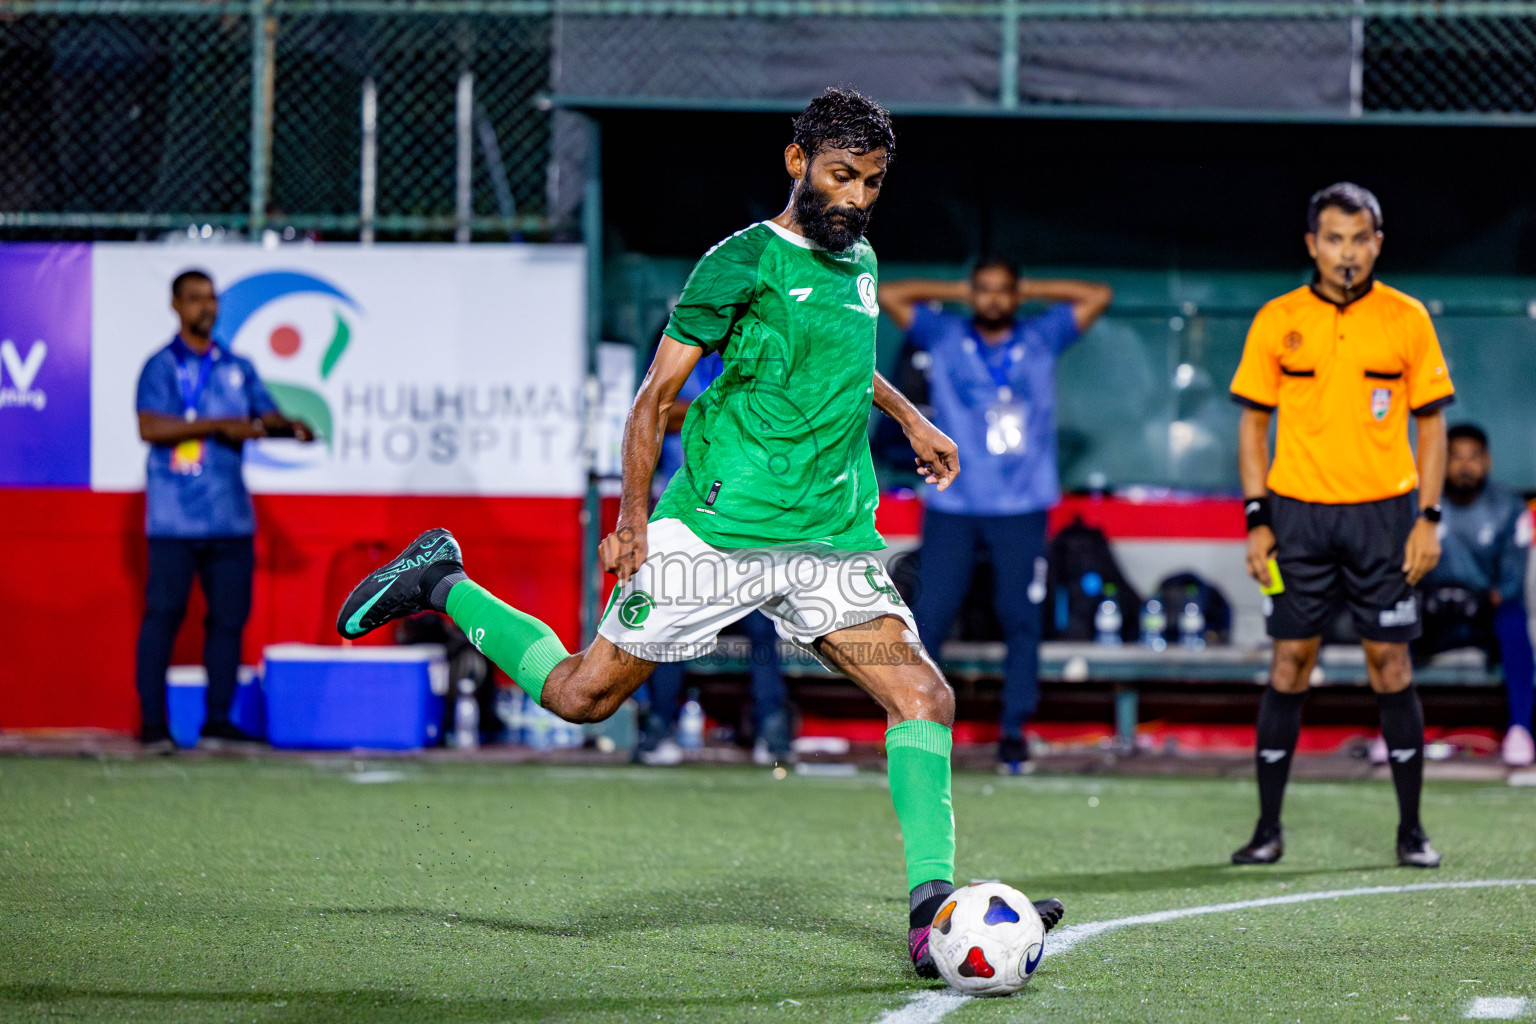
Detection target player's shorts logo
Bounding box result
[856,273,878,314]
[618,591,656,630]
[1370,386,1391,421]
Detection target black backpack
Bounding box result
[1044,518,1141,641]
[1153,572,1232,646]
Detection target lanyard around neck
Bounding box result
[173,337,216,421]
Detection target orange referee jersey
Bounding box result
[1230,279,1455,505]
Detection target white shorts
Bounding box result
[597,517,920,664]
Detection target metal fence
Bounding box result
[3,1,1535,241]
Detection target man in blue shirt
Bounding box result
[1413,423,1535,767]
[134,269,314,751]
[879,259,1113,771]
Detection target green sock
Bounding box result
[885,719,956,892]
[445,581,569,706]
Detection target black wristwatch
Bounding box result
[1420,504,1443,523]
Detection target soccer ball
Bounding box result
[928,882,1046,996]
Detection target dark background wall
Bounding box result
[598,110,1536,492]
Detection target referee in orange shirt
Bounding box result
[1229,183,1455,868]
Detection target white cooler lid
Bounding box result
[263,643,447,663]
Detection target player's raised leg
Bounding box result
[335,527,655,721]
[813,613,1063,978]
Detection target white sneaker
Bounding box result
[638,738,684,767]
[1502,725,1535,768]
[1368,734,1389,765]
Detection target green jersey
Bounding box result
[653,220,885,551]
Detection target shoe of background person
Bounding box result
[998,734,1034,776]
[1396,826,1442,868]
[337,528,462,640]
[140,723,177,756]
[198,720,265,751]
[1368,734,1389,765]
[1231,822,1284,864]
[638,737,684,767]
[752,710,794,766]
[1502,725,1535,768]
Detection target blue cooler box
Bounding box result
[263,644,448,750]
[165,665,265,749]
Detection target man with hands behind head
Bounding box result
[1229,183,1455,868]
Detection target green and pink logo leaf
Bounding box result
[213,270,360,469]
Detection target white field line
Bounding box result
[1048,879,1536,955]
[865,879,1536,1024]
[1467,996,1530,1019]
[873,990,971,1024]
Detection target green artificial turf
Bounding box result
[2,758,1533,1023]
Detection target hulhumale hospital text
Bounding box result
[328,382,583,466]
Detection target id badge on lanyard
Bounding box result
[172,342,214,476]
[986,385,1028,456]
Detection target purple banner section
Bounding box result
[0,244,93,487]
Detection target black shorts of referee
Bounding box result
[1266,492,1422,643]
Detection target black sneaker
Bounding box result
[1032,897,1066,932]
[198,720,264,751]
[140,723,176,756]
[337,528,463,640]
[1231,822,1284,865]
[1396,826,1442,868]
[998,735,1034,776]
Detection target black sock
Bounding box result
[422,564,467,613]
[1255,686,1306,832]
[1376,687,1425,835]
[909,879,955,929]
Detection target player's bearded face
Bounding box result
[793,176,873,252]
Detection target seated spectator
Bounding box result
[1414,424,1534,767]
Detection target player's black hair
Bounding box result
[172,268,213,299]
[791,87,896,164]
[971,255,1018,281]
[1448,423,1489,449]
[1307,182,1383,233]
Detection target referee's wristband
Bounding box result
[1244,496,1273,532]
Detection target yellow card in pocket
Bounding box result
[1260,557,1284,596]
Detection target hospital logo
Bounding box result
[216,270,362,469]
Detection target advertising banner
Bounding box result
[0,244,93,487]
[89,244,587,496]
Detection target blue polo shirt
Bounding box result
[908,303,1080,516]
[135,337,277,538]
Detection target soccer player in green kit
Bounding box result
[336,87,1064,977]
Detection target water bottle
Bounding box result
[1139,598,1167,652]
[1094,584,1123,646]
[493,686,519,745]
[678,689,705,750]
[452,678,480,749]
[1178,592,1207,651]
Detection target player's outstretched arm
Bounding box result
[873,371,959,491]
[599,335,702,582]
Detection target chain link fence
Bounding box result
[3,1,1534,241]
